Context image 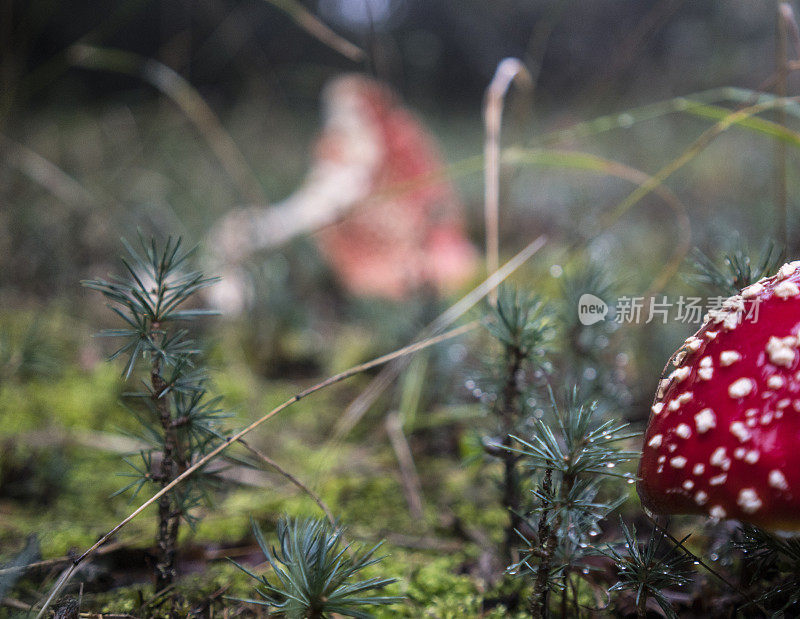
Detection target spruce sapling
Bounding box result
[83,236,230,591]
[480,285,552,564]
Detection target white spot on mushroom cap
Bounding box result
[722,296,744,313]
[710,447,728,467]
[709,505,726,519]
[720,351,741,366]
[695,409,716,434]
[698,367,714,381]
[670,367,691,383]
[730,421,751,443]
[676,423,691,439]
[734,447,746,459]
[647,434,663,448]
[709,474,727,486]
[737,488,763,514]
[682,480,694,490]
[668,399,680,411]
[778,398,791,409]
[695,491,709,505]
[670,456,688,469]
[768,375,786,389]
[700,356,713,367]
[775,280,800,299]
[769,469,789,491]
[658,455,666,464]
[651,402,664,415]
[686,338,702,351]
[729,378,754,399]
[723,312,741,330]
[744,450,759,464]
[693,463,705,475]
[767,336,798,368]
[778,263,797,279]
[741,283,764,299]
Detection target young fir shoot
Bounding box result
[83,236,230,592]
[507,391,638,618]
[735,524,800,614]
[686,239,782,297]
[600,519,692,619]
[231,517,401,618]
[480,285,552,563]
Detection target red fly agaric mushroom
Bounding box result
[207,74,476,311]
[638,260,800,530]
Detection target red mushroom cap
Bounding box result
[638,261,800,530]
[314,75,476,299]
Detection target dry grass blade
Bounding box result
[484,58,532,302]
[263,0,365,62]
[503,148,691,295]
[385,411,424,520]
[598,95,800,230]
[69,44,266,204]
[329,234,547,443]
[236,439,336,528]
[34,322,477,616]
[775,2,790,251]
[1,135,101,209]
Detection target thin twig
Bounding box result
[0,541,126,577]
[236,438,336,528]
[483,58,532,303]
[34,321,477,616]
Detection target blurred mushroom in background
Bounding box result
[207,74,477,313]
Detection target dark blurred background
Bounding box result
[3,1,778,109]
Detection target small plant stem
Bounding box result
[530,468,554,618]
[500,346,525,563]
[151,362,179,592]
[637,592,647,618]
[530,471,576,618]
